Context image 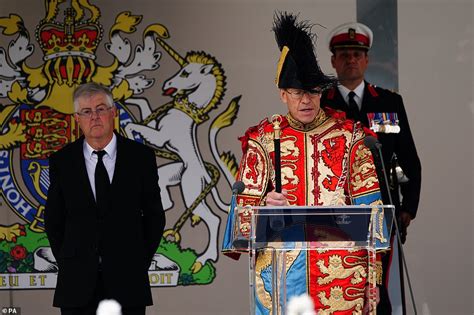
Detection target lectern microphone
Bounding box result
[232,181,245,195]
[231,181,249,249]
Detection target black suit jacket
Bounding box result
[321,82,422,218]
[45,133,165,308]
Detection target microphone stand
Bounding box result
[366,137,418,315]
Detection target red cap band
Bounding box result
[330,33,370,48]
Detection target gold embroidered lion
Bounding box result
[318,286,364,315]
[351,146,378,191]
[317,255,367,285]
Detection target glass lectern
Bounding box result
[229,205,394,315]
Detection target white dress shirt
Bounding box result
[83,134,117,200]
[337,81,365,110]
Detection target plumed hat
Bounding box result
[273,12,336,91]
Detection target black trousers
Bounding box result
[60,272,146,315]
[377,284,392,315]
[377,247,394,315]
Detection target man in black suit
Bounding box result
[45,82,165,315]
[321,22,422,314]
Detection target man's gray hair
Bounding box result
[73,82,114,112]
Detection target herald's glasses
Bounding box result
[285,88,323,100]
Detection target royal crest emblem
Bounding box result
[0,0,239,289]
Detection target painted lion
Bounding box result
[317,255,367,285]
[318,286,364,315]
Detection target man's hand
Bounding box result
[399,211,413,244]
[362,285,380,314]
[265,189,289,206]
[399,211,413,229]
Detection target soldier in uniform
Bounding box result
[223,13,388,315]
[321,22,422,314]
[322,22,421,240]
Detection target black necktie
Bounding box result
[93,150,110,213]
[348,91,360,121]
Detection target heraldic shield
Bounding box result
[238,205,394,315]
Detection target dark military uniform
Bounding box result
[322,82,421,219]
[322,81,421,314]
